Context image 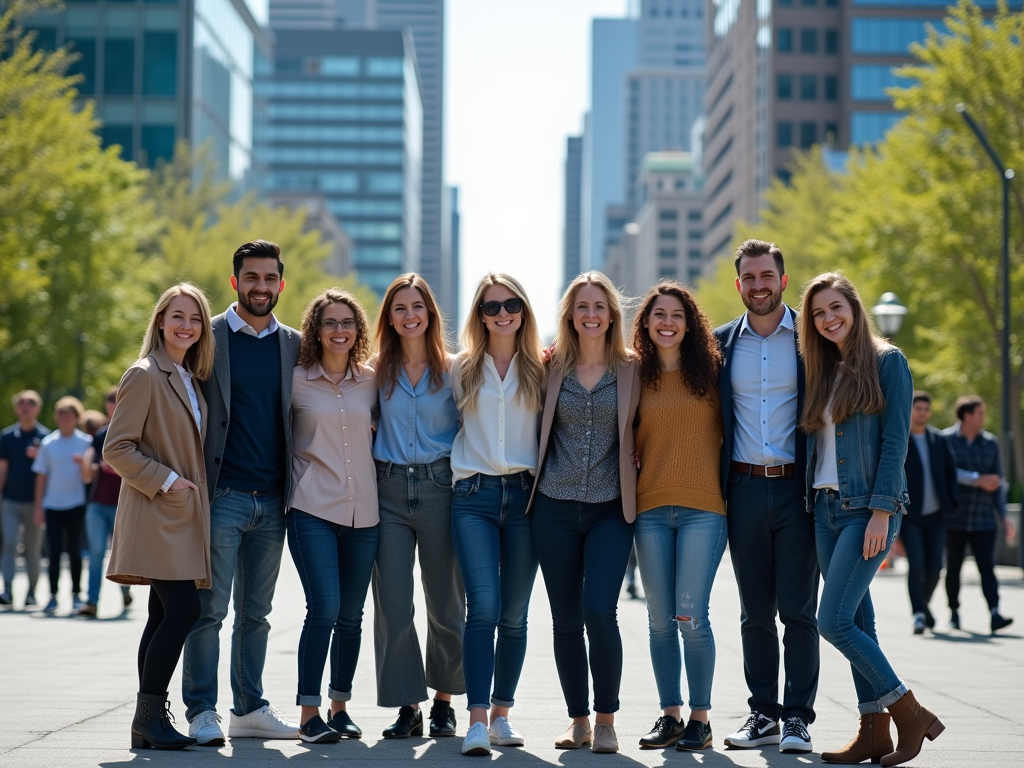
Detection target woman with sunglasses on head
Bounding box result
[629,282,727,752]
[800,273,943,767]
[450,274,545,757]
[528,271,640,754]
[285,289,379,743]
[104,282,214,750]
[370,274,465,741]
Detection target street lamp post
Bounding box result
[871,292,908,341]
[956,104,1015,483]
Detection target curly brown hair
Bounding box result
[297,288,371,372]
[631,280,722,396]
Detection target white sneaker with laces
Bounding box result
[189,710,226,746]
[779,716,813,753]
[724,712,781,748]
[228,704,300,739]
[462,722,492,756]
[488,716,525,746]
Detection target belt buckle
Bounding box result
[764,464,785,479]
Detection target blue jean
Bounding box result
[633,506,728,711]
[814,490,907,714]
[85,502,121,605]
[532,494,633,717]
[287,509,378,707]
[182,488,286,720]
[451,472,538,712]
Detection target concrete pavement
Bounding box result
[1,546,1022,767]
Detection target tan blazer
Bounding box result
[104,348,212,588]
[527,357,641,522]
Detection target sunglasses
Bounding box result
[480,298,524,317]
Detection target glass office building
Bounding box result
[261,28,422,296]
[24,0,270,194]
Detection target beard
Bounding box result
[742,287,783,317]
[238,288,279,318]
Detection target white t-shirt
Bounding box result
[31,429,92,510]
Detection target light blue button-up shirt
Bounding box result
[730,308,798,466]
[373,366,460,465]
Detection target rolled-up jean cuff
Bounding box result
[297,694,322,707]
[491,696,514,708]
[467,702,490,712]
[328,686,353,703]
[859,683,908,714]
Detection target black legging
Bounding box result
[945,528,1000,612]
[45,507,86,596]
[138,579,201,695]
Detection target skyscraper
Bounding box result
[563,135,584,288]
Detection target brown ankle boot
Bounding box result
[821,713,893,764]
[880,690,944,767]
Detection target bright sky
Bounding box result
[447,0,631,340]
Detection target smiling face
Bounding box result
[319,301,358,358]
[810,287,855,351]
[232,256,282,318]
[644,293,687,355]
[736,252,788,317]
[480,284,523,338]
[389,286,429,340]
[572,283,611,341]
[160,294,203,359]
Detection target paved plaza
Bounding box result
[1,547,1021,768]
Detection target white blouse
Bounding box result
[175,364,203,430]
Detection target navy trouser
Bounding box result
[900,513,945,616]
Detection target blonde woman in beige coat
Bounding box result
[104,283,214,751]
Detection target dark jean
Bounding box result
[86,502,123,606]
[900,513,945,616]
[946,528,1000,612]
[814,490,907,714]
[726,473,819,723]
[532,493,633,717]
[451,472,538,712]
[287,509,379,706]
[45,506,85,597]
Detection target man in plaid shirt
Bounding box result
[942,396,1015,635]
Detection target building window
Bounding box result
[777,168,793,184]
[100,124,133,159]
[778,0,793,5]
[801,0,817,5]
[851,64,913,101]
[659,209,678,221]
[825,74,838,101]
[851,19,946,54]
[777,28,793,53]
[688,249,702,260]
[777,74,793,100]
[659,248,677,259]
[800,74,817,100]
[365,58,404,77]
[25,25,57,51]
[825,28,839,54]
[104,38,135,95]
[777,121,793,147]
[659,265,676,279]
[688,229,702,240]
[141,125,175,167]
[687,210,701,221]
[851,112,904,145]
[800,122,817,149]
[659,229,678,240]
[67,38,97,95]
[143,32,176,96]
[800,29,817,54]
[825,122,839,141]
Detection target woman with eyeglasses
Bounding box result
[285,289,379,744]
[450,273,545,757]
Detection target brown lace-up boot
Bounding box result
[821,713,893,764]
[880,690,944,767]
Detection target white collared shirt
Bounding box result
[226,302,280,339]
[175,364,203,430]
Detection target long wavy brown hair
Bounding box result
[373,273,449,396]
[551,271,631,373]
[298,288,371,373]
[799,272,890,432]
[631,280,722,396]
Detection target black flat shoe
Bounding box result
[382,706,423,739]
[924,606,935,629]
[300,715,341,743]
[428,700,457,737]
[991,613,1014,634]
[326,709,362,739]
[676,719,713,751]
[639,715,686,749]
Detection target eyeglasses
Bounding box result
[480,298,524,317]
[322,319,357,331]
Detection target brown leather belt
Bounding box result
[730,461,796,479]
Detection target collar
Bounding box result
[305,361,373,383]
[226,303,279,338]
[739,305,795,340]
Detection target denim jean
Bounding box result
[287,509,378,707]
[633,506,728,711]
[899,513,945,616]
[182,488,286,721]
[532,493,633,717]
[814,489,907,714]
[86,502,116,605]
[451,472,538,712]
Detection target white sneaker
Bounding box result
[462,722,492,756]
[779,716,812,753]
[488,715,525,746]
[189,710,226,746]
[228,704,300,739]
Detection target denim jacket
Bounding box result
[805,347,913,515]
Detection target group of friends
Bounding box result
[0,237,1012,764]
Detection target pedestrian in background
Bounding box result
[800,272,943,768]
[450,273,544,757]
[104,282,214,750]
[530,271,639,755]
[285,289,379,744]
[0,390,50,609]
[371,274,465,741]
[630,282,727,752]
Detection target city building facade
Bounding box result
[563,135,584,289]
[265,192,354,276]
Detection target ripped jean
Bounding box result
[634,505,728,710]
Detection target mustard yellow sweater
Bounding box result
[636,373,727,516]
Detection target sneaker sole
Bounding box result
[462,744,492,756]
[193,736,226,747]
[724,735,782,748]
[299,732,341,744]
[780,743,813,753]
[489,737,525,746]
[227,729,299,739]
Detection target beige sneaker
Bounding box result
[592,722,619,754]
[554,723,592,749]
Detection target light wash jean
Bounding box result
[85,502,130,606]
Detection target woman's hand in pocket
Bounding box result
[169,477,198,492]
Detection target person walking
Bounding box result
[0,390,49,609]
[715,240,818,753]
[286,289,379,744]
[529,272,639,755]
[800,272,944,768]
[104,282,215,750]
[630,282,728,752]
[182,240,302,745]
[371,274,465,740]
[450,273,544,757]
[943,396,1015,634]
[902,391,958,634]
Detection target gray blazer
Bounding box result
[199,312,302,503]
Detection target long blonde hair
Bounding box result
[373,273,449,397]
[457,273,544,414]
[141,283,215,381]
[551,271,630,372]
[799,272,889,432]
